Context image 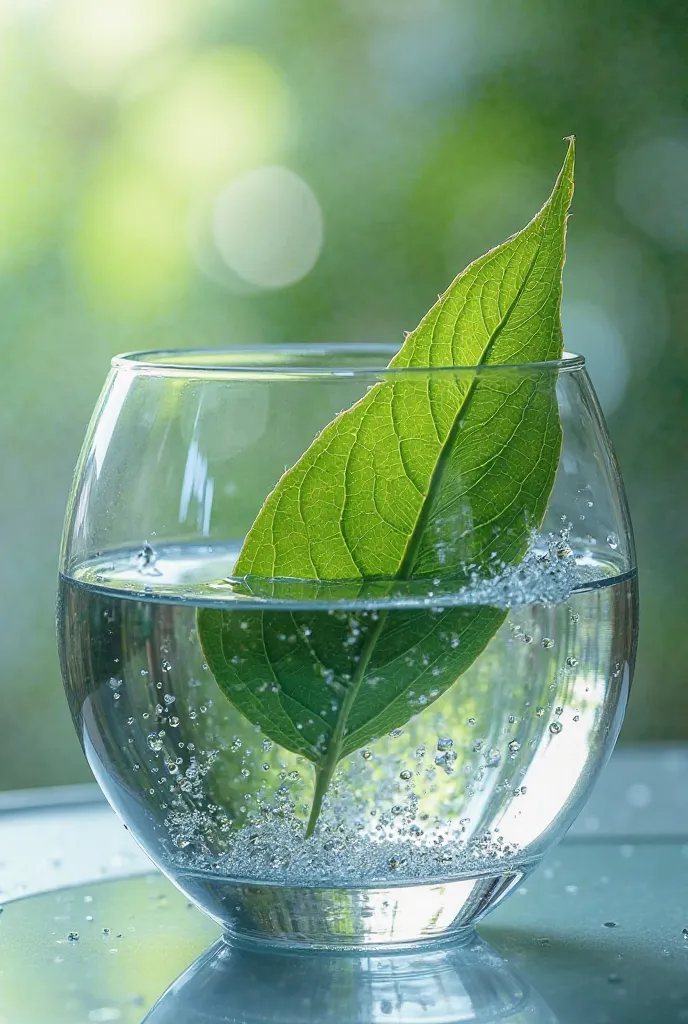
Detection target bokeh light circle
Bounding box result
[211,166,323,289]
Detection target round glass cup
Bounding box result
[57,345,637,950]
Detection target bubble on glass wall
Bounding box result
[211,166,324,289]
[616,134,688,251]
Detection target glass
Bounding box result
[57,344,638,949]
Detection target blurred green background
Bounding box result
[1,0,686,789]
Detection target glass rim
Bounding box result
[111,343,586,378]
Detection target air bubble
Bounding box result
[161,660,172,673]
[486,748,501,767]
[147,733,164,752]
[399,770,412,781]
[508,740,521,755]
[549,722,563,735]
[536,707,546,718]
[361,749,372,760]
[606,533,619,550]
[437,737,453,751]
[168,717,180,728]
[565,656,578,668]
[541,637,555,649]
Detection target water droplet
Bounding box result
[361,749,372,760]
[570,612,579,623]
[287,771,300,781]
[107,677,122,690]
[472,739,484,752]
[606,533,619,550]
[536,707,546,718]
[508,740,521,755]
[163,694,175,705]
[549,722,563,735]
[437,737,453,751]
[262,763,270,771]
[67,932,80,942]
[168,716,180,728]
[555,706,564,716]
[231,738,242,752]
[565,656,578,668]
[486,748,501,767]
[399,770,412,781]
[573,714,580,722]
[522,634,533,644]
[240,768,250,779]
[147,733,164,752]
[466,717,476,726]
[161,660,172,673]
[541,637,555,649]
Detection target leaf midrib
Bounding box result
[394,218,549,583]
[302,221,550,834]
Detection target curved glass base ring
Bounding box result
[175,864,535,949]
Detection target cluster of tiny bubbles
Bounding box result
[189,800,524,885]
[451,525,582,611]
[434,737,457,773]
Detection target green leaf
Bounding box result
[198,139,575,834]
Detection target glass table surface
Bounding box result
[1,746,687,1024]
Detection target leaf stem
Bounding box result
[305,608,389,837]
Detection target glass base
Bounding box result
[173,863,535,949]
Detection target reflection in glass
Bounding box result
[143,932,558,1024]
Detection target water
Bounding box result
[58,541,636,945]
